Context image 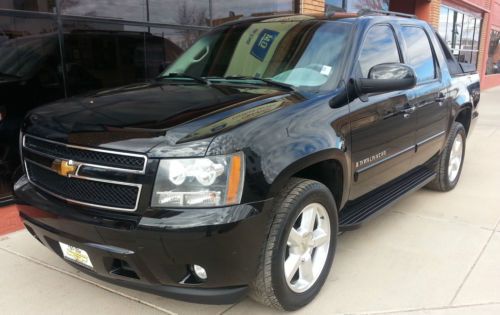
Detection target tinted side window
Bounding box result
[401,26,436,82]
[358,25,400,77]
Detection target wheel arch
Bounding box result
[268,149,350,211]
[454,103,473,136]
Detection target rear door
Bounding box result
[399,25,449,167]
[349,24,417,200]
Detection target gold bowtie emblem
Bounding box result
[51,159,77,177]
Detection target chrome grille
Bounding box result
[24,135,146,172]
[22,134,145,211]
[26,161,140,210]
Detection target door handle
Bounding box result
[400,105,416,119]
[436,93,446,105]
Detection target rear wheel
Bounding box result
[427,122,466,191]
[250,178,338,311]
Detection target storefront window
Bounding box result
[346,0,389,12]
[211,0,294,23]
[326,0,389,13]
[0,15,61,198]
[59,1,294,27]
[438,5,481,67]
[325,0,344,14]
[486,29,500,75]
[61,21,185,95]
[60,0,147,22]
[0,0,56,12]
[148,0,210,26]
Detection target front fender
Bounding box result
[268,148,350,208]
[206,95,351,208]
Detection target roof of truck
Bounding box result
[216,10,426,28]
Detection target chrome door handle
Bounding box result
[400,105,416,119]
[400,105,416,114]
[436,93,446,106]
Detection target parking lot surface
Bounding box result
[1,87,500,315]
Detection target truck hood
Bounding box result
[23,81,304,154]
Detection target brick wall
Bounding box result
[300,0,325,14]
[490,0,500,27]
[414,0,442,29]
[429,0,442,29]
[478,12,490,78]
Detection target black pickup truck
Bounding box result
[14,12,480,311]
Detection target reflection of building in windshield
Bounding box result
[224,19,301,77]
[215,17,347,87]
[170,17,351,90]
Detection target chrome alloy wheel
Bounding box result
[448,133,464,182]
[284,203,331,293]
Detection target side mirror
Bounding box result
[355,63,417,95]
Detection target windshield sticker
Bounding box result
[321,65,332,76]
[251,29,280,61]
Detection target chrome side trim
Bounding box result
[24,159,142,212]
[356,145,415,174]
[23,134,148,174]
[417,131,446,147]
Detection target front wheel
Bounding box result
[250,178,338,311]
[427,122,466,191]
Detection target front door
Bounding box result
[348,24,417,200]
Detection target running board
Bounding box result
[339,167,436,231]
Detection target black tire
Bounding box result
[249,178,338,311]
[427,122,466,191]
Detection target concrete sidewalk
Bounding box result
[1,88,500,315]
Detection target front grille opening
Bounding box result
[26,161,139,210]
[110,259,140,279]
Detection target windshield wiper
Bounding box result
[223,76,296,92]
[157,73,209,85]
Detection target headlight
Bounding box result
[151,152,245,207]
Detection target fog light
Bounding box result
[192,264,207,280]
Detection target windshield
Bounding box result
[162,17,352,92]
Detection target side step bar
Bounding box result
[339,167,436,231]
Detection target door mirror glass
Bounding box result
[355,63,417,95]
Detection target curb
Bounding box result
[0,205,24,236]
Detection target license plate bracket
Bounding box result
[59,242,94,269]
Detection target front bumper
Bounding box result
[15,176,272,304]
